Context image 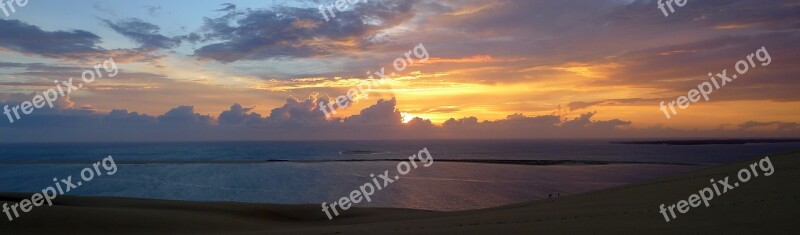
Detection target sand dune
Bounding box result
[1,150,798,234]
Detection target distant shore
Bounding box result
[1,149,798,234]
[613,138,800,145]
[0,158,698,166]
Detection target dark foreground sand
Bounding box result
[2,150,798,234]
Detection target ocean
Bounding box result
[1,140,798,211]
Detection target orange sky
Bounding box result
[1,0,799,141]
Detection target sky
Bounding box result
[0,0,799,142]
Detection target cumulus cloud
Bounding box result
[157,105,215,126]
[265,95,329,125]
[103,109,157,125]
[442,116,479,128]
[344,97,402,125]
[219,103,262,126]
[406,117,434,128]
[0,94,797,142]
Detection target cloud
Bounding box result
[669,0,800,30]
[567,98,661,111]
[0,19,103,60]
[344,97,402,125]
[739,121,799,131]
[0,92,79,111]
[401,0,800,85]
[104,18,181,49]
[0,19,165,63]
[0,62,81,72]
[1,0,799,142]
[442,116,479,128]
[592,31,800,101]
[103,109,157,126]
[406,117,434,128]
[265,94,329,125]
[217,3,237,12]
[218,103,262,126]
[157,105,215,126]
[567,101,605,111]
[144,5,162,17]
[191,0,418,62]
[0,94,797,142]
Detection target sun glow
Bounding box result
[401,112,416,123]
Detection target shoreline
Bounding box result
[1,149,798,234]
[613,138,800,145]
[0,159,700,166]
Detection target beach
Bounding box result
[1,149,797,234]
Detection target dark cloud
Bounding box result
[157,105,215,126]
[104,18,181,49]
[217,3,236,12]
[442,116,479,128]
[0,62,81,72]
[265,95,329,125]
[219,103,262,126]
[0,94,797,142]
[649,0,800,30]
[192,0,418,62]
[409,0,800,85]
[594,31,800,101]
[407,117,434,128]
[0,19,103,59]
[568,101,605,111]
[104,109,157,126]
[344,97,402,125]
[0,19,164,63]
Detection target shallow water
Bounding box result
[0,140,797,211]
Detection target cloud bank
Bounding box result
[1,94,797,142]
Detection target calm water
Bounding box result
[0,140,798,211]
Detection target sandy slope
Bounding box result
[1,150,798,234]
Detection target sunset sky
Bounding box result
[1,0,799,141]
